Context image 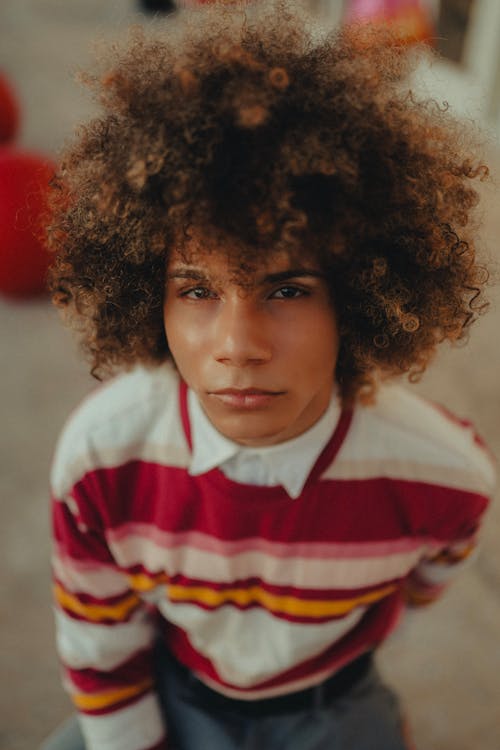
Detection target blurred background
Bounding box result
[0,1,499,748]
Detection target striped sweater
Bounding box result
[50,363,495,750]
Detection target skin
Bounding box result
[163,245,340,447]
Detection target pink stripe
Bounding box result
[53,544,119,572]
[106,522,431,560]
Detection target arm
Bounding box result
[403,492,490,608]
[404,532,481,607]
[52,489,169,750]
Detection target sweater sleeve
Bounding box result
[404,486,492,608]
[51,484,169,750]
[402,411,497,608]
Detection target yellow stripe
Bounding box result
[127,571,169,592]
[405,588,440,606]
[54,583,140,623]
[432,544,475,564]
[72,678,153,711]
[167,582,396,618]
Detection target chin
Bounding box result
[217,420,287,447]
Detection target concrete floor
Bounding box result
[0,2,499,749]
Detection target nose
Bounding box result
[212,297,272,367]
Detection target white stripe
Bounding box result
[52,440,189,500]
[154,596,366,687]
[51,364,189,498]
[322,385,495,494]
[55,608,155,671]
[109,533,428,589]
[413,548,478,586]
[52,553,129,598]
[321,458,492,494]
[78,693,165,750]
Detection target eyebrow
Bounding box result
[167,269,208,281]
[166,267,325,284]
[263,268,326,284]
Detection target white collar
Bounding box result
[188,388,341,498]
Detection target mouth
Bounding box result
[209,388,285,409]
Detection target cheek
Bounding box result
[287,310,339,370]
[163,304,211,375]
[169,320,203,351]
[163,306,188,357]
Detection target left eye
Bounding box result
[271,286,306,299]
[182,287,215,300]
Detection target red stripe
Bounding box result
[72,462,488,545]
[53,501,115,564]
[64,648,153,693]
[306,408,353,486]
[179,378,192,450]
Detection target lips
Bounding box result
[213,388,282,395]
[209,388,284,409]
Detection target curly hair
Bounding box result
[47,0,490,403]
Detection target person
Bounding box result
[42,3,495,749]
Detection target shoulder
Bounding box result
[51,363,189,497]
[326,384,496,495]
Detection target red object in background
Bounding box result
[345,0,436,46]
[0,147,56,298]
[0,72,20,143]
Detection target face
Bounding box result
[163,244,340,447]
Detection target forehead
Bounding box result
[167,233,323,285]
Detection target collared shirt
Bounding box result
[188,388,341,499]
[51,362,494,747]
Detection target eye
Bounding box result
[181,286,216,300]
[270,285,308,299]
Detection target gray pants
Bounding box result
[40,652,409,750]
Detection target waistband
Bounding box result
[178,652,374,718]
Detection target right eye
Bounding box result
[181,286,216,300]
